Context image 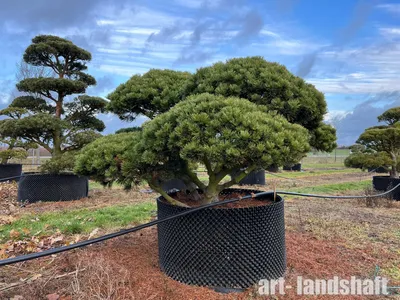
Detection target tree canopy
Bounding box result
[0,35,106,173]
[345,107,400,178]
[107,56,336,152]
[107,69,191,121]
[181,57,336,151]
[77,93,311,205]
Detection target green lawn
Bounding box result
[273,168,361,178]
[288,180,371,194]
[0,202,156,243]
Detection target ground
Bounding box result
[0,162,399,299]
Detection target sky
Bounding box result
[0,0,399,146]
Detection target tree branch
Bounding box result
[148,181,189,207]
[218,165,257,190]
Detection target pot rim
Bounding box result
[373,175,400,179]
[157,188,284,211]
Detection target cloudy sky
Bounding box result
[0,0,399,145]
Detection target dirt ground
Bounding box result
[0,170,399,299]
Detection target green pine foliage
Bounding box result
[107,69,191,121]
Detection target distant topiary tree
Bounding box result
[76,93,311,206]
[0,137,36,164]
[0,35,107,173]
[345,107,400,178]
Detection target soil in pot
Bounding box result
[157,188,286,290]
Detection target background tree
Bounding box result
[181,56,336,152]
[77,93,311,206]
[0,137,37,164]
[115,126,142,134]
[0,35,106,173]
[107,69,191,121]
[345,107,400,178]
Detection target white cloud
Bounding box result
[324,110,350,123]
[377,3,400,14]
[0,93,9,104]
[379,27,400,38]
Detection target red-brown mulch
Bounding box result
[2,228,393,300]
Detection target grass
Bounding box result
[289,180,371,194]
[275,168,361,178]
[0,202,156,242]
[301,162,346,169]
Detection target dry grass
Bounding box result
[1,170,399,299]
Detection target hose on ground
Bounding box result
[0,183,399,267]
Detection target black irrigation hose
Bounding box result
[0,175,27,182]
[1,183,400,267]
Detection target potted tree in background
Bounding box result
[0,35,106,203]
[0,132,37,181]
[76,93,311,289]
[346,144,391,173]
[345,107,400,200]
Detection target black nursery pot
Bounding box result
[372,176,400,200]
[157,188,286,290]
[0,164,22,181]
[368,167,388,174]
[17,173,88,203]
[231,169,266,185]
[161,178,188,192]
[283,163,301,171]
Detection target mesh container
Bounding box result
[157,188,286,289]
[17,173,88,203]
[373,176,400,200]
[230,169,266,185]
[0,164,22,181]
[283,163,301,171]
[161,178,188,192]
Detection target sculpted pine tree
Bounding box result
[0,35,106,173]
[345,107,400,178]
[77,94,311,206]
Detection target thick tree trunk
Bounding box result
[204,181,220,203]
[55,101,62,118]
[390,153,398,178]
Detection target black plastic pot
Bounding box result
[161,178,188,192]
[157,188,286,289]
[231,169,266,185]
[267,165,279,173]
[368,167,388,174]
[283,163,301,171]
[0,164,22,181]
[17,173,89,203]
[372,176,400,200]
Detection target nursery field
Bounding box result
[0,164,399,299]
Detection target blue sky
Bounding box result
[0,0,399,145]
